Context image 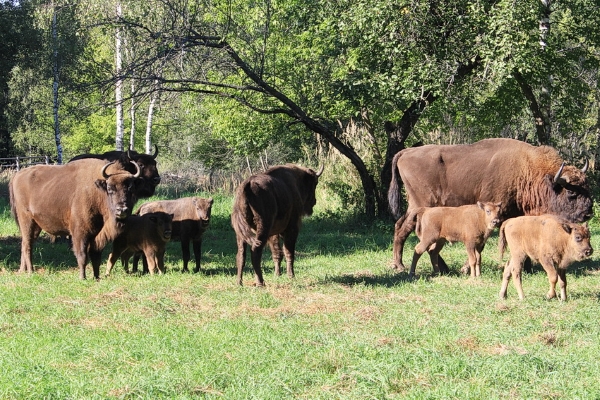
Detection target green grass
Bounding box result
[1,184,600,398]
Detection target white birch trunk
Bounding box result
[52,8,63,164]
[129,79,136,151]
[145,85,158,154]
[115,2,124,151]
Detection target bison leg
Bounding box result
[132,253,142,273]
[392,215,409,270]
[268,235,283,276]
[250,244,266,286]
[465,244,478,278]
[499,260,512,299]
[427,239,446,276]
[89,249,103,280]
[157,248,166,275]
[556,268,568,301]
[18,220,41,273]
[71,236,90,280]
[106,239,126,276]
[144,250,159,275]
[540,259,559,300]
[282,231,299,279]
[235,238,247,286]
[192,239,202,273]
[509,258,525,300]
[181,240,191,273]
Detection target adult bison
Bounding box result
[9,158,142,279]
[388,138,593,272]
[231,164,323,286]
[69,145,160,199]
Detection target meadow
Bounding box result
[1,173,600,399]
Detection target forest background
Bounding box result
[1,0,600,217]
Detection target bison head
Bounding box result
[147,212,174,242]
[96,160,142,221]
[193,197,214,228]
[125,146,160,198]
[301,165,324,216]
[561,221,593,260]
[545,162,593,223]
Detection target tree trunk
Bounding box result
[145,85,158,154]
[538,0,552,145]
[52,7,63,164]
[513,70,549,145]
[115,2,124,151]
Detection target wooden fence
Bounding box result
[0,156,52,170]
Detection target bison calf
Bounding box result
[136,197,213,273]
[499,215,593,300]
[105,212,174,276]
[408,201,502,277]
[231,164,322,286]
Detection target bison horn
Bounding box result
[581,159,589,174]
[101,161,116,179]
[315,164,324,178]
[152,144,159,159]
[553,162,565,183]
[130,161,141,178]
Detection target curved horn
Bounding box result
[553,162,565,183]
[581,159,589,174]
[127,149,133,160]
[152,144,159,159]
[315,164,324,178]
[130,161,141,178]
[101,161,116,179]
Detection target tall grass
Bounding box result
[1,171,600,398]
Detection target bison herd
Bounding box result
[7,138,596,300]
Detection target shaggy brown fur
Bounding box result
[388,138,592,271]
[408,202,502,277]
[105,212,173,276]
[9,158,142,279]
[231,164,322,286]
[136,197,213,273]
[498,215,593,300]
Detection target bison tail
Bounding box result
[407,208,424,237]
[388,152,404,219]
[8,179,18,225]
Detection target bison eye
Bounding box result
[575,235,582,242]
[106,185,115,194]
[566,189,577,199]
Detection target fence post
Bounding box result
[16,156,20,171]
[45,155,49,165]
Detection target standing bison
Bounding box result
[136,197,213,273]
[69,145,160,199]
[499,215,593,300]
[388,138,593,272]
[9,158,142,279]
[231,164,323,286]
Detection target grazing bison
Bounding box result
[231,164,323,286]
[9,158,142,279]
[408,201,502,277]
[498,215,593,300]
[105,212,174,276]
[136,197,213,273]
[388,138,593,272]
[69,145,160,199]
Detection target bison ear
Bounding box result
[95,179,107,192]
[477,201,484,209]
[207,198,214,205]
[561,223,572,234]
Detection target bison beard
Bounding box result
[9,158,142,279]
[388,138,593,273]
[231,164,322,286]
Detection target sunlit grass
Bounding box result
[1,178,600,398]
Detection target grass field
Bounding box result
[1,177,600,399]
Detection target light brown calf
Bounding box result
[499,215,593,300]
[409,201,502,277]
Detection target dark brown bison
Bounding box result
[408,201,502,277]
[69,145,160,198]
[136,197,213,273]
[388,138,593,272]
[105,212,174,276]
[231,164,323,286]
[499,215,593,300]
[9,158,142,279]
